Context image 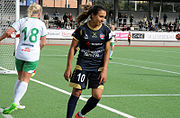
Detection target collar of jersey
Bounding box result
[87,22,102,31]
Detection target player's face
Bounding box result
[111,25,115,30]
[92,10,106,26]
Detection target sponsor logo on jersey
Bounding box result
[100,34,105,40]
[21,48,31,52]
[80,49,104,58]
[86,42,103,46]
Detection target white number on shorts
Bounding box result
[77,73,86,82]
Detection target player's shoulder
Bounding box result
[33,18,44,24]
[18,17,28,23]
[103,23,111,29]
[33,18,46,27]
[78,23,87,30]
[73,23,87,33]
[101,23,111,33]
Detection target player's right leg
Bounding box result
[128,39,131,45]
[110,42,114,60]
[67,88,82,118]
[67,68,87,118]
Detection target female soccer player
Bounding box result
[64,5,111,118]
[128,32,131,46]
[109,24,117,60]
[0,3,47,114]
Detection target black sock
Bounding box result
[81,96,100,115]
[67,94,79,118]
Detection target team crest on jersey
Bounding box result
[100,34,105,40]
[92,32,98,38]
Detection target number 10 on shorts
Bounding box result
[77,73,86,82]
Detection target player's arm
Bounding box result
[40,36,46,50]
[99,40,111,84]
[115,38,118,42]
[64,38,79,81]
[115,34,118,42]
[0,27,15,41]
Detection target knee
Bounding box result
[72,89,82,97]
[93,94,102,100]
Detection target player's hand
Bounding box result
[64,69,71,81]
[99,70,107,84]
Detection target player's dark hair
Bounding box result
[76,5,106,24]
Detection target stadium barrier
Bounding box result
[46,29,179,41]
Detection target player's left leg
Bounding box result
[76,88,103,118]
[76,71,103,118]
[128,39,131,46]
[13,71,31,104]
[14,71,26,110]
[3,59,37,114]
[13,60,38,106]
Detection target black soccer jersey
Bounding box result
[72,22,111,71]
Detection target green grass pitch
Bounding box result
[1,45,180,118]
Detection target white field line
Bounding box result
[30,78,136,118]
[114,57,180,68]
[0,67,17,74]
[109,62,180,75]
[41,54,180,68]
[81,94,180,98]
[40,54,180,68]
[0,67,10,71]
[0,108,13,118]
[131,48,180,54]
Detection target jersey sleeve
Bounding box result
[105,26,112,42]
[72,27,81,41]
[41,22,47,37]
[11,19,21,32]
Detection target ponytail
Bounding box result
[76,10,89,24]
[76,5,106,24]
[28,3,42,18]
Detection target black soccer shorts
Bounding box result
[69,69,104,90]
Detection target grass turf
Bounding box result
[1,45,180,118]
